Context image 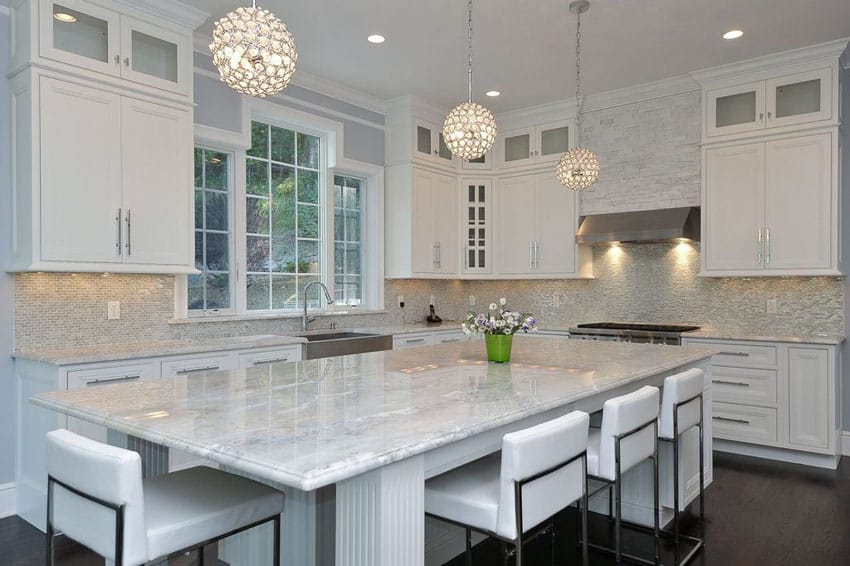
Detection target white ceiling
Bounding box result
[186,0,850,113]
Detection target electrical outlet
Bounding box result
[107,301,120,320]
[398,295,405,308]
[553,293,560,307]
[766,298,778,314]
[468,295,476,307]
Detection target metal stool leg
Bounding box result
[46,479,55,566]
[465,527,473,566]
[653,431,660,565]
[273,515,282,566]
[615,442,622,565]
[582,456,589,566]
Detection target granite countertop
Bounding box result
[32,337,713,491]
[682,327,845,346]
[13,334,308,365]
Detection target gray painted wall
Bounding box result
[1,9,16,484]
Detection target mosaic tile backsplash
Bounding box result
[15,243,843,351]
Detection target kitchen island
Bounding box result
[32,337,714,566]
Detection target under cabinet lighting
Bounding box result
[54,12,77,23]
[722,29,743,40]
[367,34,386,44]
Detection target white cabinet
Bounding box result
[705,68,833,138]
[385,166,458,278]
[461,179,491,275]
[413,119,457,169]
[495,172,591,278]
[27,76,193,272]
[498,121,573,170]
[460,150,494,171]
[37,0,190,95]
[787,347,832,449]
[392,328,469,350]
[702,132,835,275]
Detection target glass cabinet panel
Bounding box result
[504,133,531,163]
[131,29,178,83]
[51,3,110,63]
[437,132,453,161]
[774,79,820,119]
[540,125,569,156]
[416,125,432,156]
[715,91,757,128]
[463,181,489,272]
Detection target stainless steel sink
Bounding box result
[295,331,393,360]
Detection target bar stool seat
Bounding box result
[425,453,501,534]
[46,429,284,566]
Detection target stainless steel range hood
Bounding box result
[576,206,700,244]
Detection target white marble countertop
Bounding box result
[13,334,308,365]
[681,327,845,345]
[32,337,713,491]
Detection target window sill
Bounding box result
[170,308,389,325]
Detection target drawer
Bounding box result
[711,366,777,404]
[712,402,777,443]
[432,330,467,344]
[696,341,777,368]
[161,354,234,377]
[67,362,157,389]
[393,333,434,349]
[239,346,302,368]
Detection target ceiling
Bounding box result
[186,0,850,113]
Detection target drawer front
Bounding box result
[712,402,777,443]
[432,330,467,344]
[393,333,434,349]
[239,346,302,368]
[161,354,234,377]
[67,362,157,389]
[693,340,777,367]
[711,366,778,404]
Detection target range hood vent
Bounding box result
[576,207,700,244]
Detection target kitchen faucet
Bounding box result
[302,281,334,331]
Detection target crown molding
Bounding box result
[194,32,386,115]
[690,37,850,86]
[384,94,448,122]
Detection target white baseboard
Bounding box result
[714,439,840,470]
[841,431,850,456]
[0,482,16,519]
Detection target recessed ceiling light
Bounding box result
[485,90,501,97]
[723,29,743,40]
[367,34,386,44]
[54,12,77,23]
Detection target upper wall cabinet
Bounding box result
[498,120,574,170]
[706,69,832,139]
[413,118,458,169]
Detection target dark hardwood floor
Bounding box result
[3,451,849,565]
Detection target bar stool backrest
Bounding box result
[46,429,148,565]
[496,410,589,541]
[659,368,704,440]
[598,386,660,481]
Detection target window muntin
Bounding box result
[190,148,232,312]
[245,120,323,311]
[333,175,364,305]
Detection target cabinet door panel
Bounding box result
[40,77,122,263]
[39,0,120,77]
[766,68,831,129]
[764,133,831,270]
[120,16,189,95]
[788,347,830,449]
[499,129,534,169]
[537,173,576,274]
[496,176,536,274]
[120,98,191,265]
[706,82,764,137]
[703,143,765,271]
[410,169,436,273]
[432,172,458,274]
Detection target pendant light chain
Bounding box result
[467,0,474,103]
[575,8,583,144]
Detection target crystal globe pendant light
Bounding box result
[209,0,297,98]
[556,0,599,191]
[442,0,497,161]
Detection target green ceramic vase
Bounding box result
[485,334,513,363]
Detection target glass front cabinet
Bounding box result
[461,179,491,275]
[38,0,190,95]
[706,68,832,138]
[499,121,573,169]
[413,119,457,168]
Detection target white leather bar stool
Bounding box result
[586,385,661,565]
[45,429,285,566]
[659,368,705,565]
[425,410,590,566]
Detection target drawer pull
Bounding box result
[713,379,751,387]
[441,338,460,343]
[175,365,220,374]
[718,351,751,357]
[252,357,289,365]
[85,374,141,386]
[713,416,751,425]
[405,338,426,343]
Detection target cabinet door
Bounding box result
[703,143,765,271]
[706,82,765,137]
[413,121,434,160]
[39,0,120,77]
[40,77,123,263]
[537,173,577,274]
[410,169,437,273]
[764,133,831,270]
[536,122,571,164]
[788,347,831,449]
[766,68,831,129]
[120,16,189,95]
[432,172,458,274]
[496,176,537,274]
[120,97,192,266]
[461,151,493,171]
[462,180,490,274]
[499,128,534,168]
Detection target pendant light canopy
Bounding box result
[210,1,297,98]
[557,0,599,191]
[443,0,497,161]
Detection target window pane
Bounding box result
[246,159,269,196]
[246,274,270,310]
[205,232,229,271]
[345,210,361,242]
[248,121,268,158]
[193,233,203,270]
[298,205,319,239]
[246,197,269,235]
[334,210,344,241]
[204,152,228,189]
[194,191,203,229]
[334,243,345,274]
[206,273,231,309]
[298,132,320,169]
[271,274,297,309]
[205,192,228,231]
[333,175,364,305]
[297,239,319,273]
[298,169,319,204]
[194,148,203,186]
[271,126,295,164]
[246,235,270,272]
[188,274,204,310]
[272,233,296,272]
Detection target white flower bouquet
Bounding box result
[461,298,538,336]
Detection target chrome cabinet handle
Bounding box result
[757,228,763,264]
[85,374,141,386]
[713,416,751,425]
[713,379,751,387]
[441,338,460,343]
[251,356,289,365]
[175,364,220,374]
[123,57,130,66]
[113,55,120,64]
[764,228,771,265]
[767,111,772,119]
[116,208,123,255]
[718,351,750,357]
[124,209,132,256]
[759,112,764,121]
[405,338,426,344]
[436,241,441,268]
